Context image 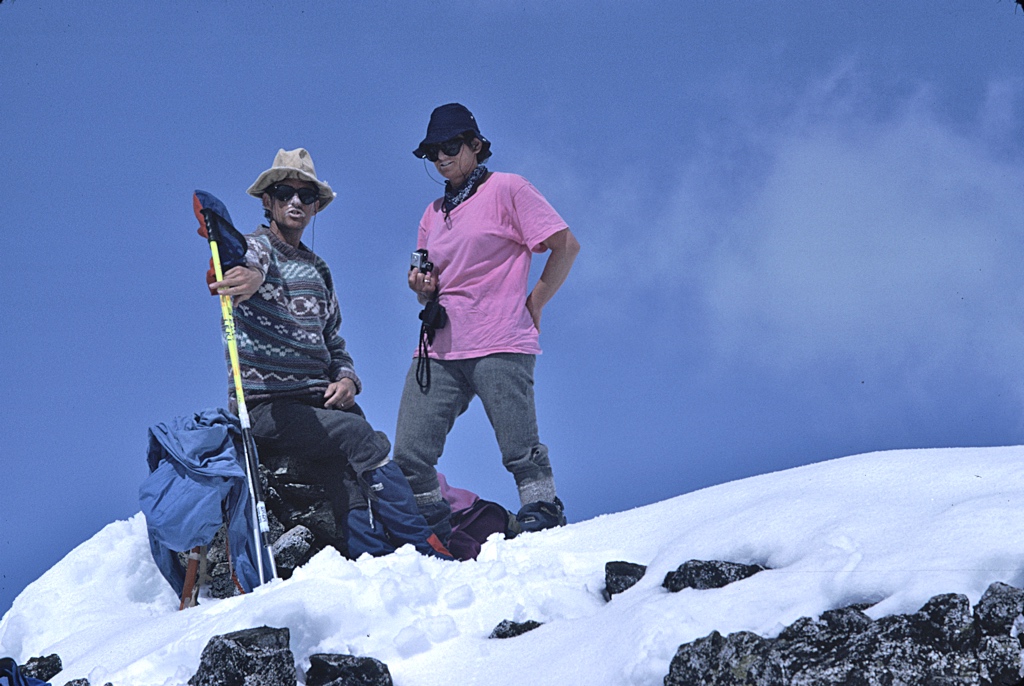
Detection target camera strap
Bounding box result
[416,325,433,391]
[416,300,448,391]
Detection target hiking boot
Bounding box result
[516,497,566,533]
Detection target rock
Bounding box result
[188,626,296,686]
[288,502,340,549]
[20,653,61,682]
[207,560,242,599]
[206,525,240,598]
[975,581,1024,636]
[819,605,874,635]
[662,559,765,592]
[977,635,1023,685]
[272,525,315,575]
[603,560,647,600]
[261,463,346,559]
[305,653,393,686]
[489,619,543,639]
[907,593,975,649]
[664,582,1024,685]
[665,630,769,686]
[274,481,331,505]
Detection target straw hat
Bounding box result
[247,148,336,210]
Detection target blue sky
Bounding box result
[2,1,1023,616]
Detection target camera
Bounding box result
[411,248,434,273]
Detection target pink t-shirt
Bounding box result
[416,172,567,360]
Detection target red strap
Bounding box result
[427,533,453,558]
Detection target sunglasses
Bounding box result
[270,184,319,205]
[424,136,468,162]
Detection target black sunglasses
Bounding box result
[270,184,319,205]
[424,136,469,162]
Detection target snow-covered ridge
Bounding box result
[3,446,1023,686]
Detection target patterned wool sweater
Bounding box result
[232,225,361,405]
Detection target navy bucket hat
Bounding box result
[413,103,492,161]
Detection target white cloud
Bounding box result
[706,90,1024,375]
[558,69,1024,389]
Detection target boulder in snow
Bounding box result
[272,525,315,576]
[305,653,393,686]
[662,559,765,592]
[603,560,647,600]
[188,626,295,686]
[20,653,61,682]
[489,619,543,639]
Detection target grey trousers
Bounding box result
[393,353,556,508]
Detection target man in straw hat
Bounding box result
[210,148,452,560]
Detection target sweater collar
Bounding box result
[256,225,314,260]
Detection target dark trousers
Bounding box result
[249,397,390,513]
[250,397,390,472]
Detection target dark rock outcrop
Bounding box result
[261,460,353,560]
[188,626,296,686]
[974,581,1024,636]
[306,653,393,686]
[664,581,1024,685]
[662,559,766,592]
[189,463,348,598]
[604,561,648,600]
[489,619,543,639]
[20,654,61,682]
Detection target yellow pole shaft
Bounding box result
[209,240,250,428]
[207,237,275,582]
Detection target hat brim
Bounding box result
[246,167,335,209]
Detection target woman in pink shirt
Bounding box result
[393,103,580,546]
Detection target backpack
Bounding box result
[446,499,520,561]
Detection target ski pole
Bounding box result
[194,191,278,586]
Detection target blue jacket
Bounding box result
[0,657,49,686]
[139,408,266,596]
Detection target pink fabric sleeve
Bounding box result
[509,179,568,252]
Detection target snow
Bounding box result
[3,446,1024,685]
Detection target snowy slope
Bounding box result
[3,446,1024,686]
